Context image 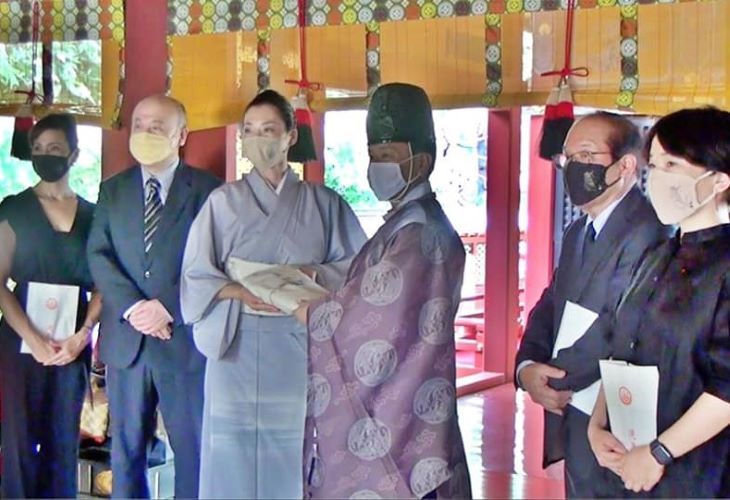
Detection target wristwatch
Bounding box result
[650,439,674,465]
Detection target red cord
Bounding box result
[540,0,589,79]
[285,0,322,92]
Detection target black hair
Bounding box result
[587,111,643,163]
[29,113,78,151]
[644,106,730,175]
[244,89,295,132]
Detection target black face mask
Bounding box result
[32,154,71,183]
[563,160,620,206]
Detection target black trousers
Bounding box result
[564,405,608,499]
[0,343,87,498]
[106,359,204,499]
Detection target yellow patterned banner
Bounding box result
[0,0,124,43]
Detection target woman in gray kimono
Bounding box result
[180,90,367,499]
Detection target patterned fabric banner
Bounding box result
[483,13,503,107]
[365,21,380,94]
[617,1,639,109]
[166,0,705,36]
[0,0,125,43]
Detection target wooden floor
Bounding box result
[458,384,565,499]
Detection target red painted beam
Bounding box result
[483,108,521,381]
[523,115,555,323]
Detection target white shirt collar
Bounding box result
[587,188,631,236]
[141,158,179,204]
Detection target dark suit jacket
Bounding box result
[87,163,222,372]
[515,186,670,468]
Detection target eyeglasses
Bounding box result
[552,150,613,169]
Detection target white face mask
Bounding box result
[647,168,716,225]
[367,146,419,202]
[243,135,288,173]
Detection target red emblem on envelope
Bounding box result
[46,298,58,311]
[619,386,632,406]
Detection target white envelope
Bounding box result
[599,359,659,450]
[244,267,328,315]
[22,282,79,354]
[552,301,600,414]
[225,257,327,316]
[570,380,602,415]
[553,301,599,357]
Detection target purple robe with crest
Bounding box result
[304,183,472,499]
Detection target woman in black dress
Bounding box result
[0,113,101,498]
[588,107,730,497]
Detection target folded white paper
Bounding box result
[22,282,79,354]
[599,359,659,450]
[225,257,327,316]
[552,301,600,414]
[553,301,599,357]
[570,380,602,415]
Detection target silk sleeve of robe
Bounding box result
[304,208,473,499]
[180,174,367,360]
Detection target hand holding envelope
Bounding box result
[552,300,601,415]
[22,282,78,362]
[226,258,328,316]
[243,267,328,315]
[45,327,91,366]
[23,333,60,365]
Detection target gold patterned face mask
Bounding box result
[243,135,289,173]
[129,132,176,165]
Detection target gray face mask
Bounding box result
[367,159,413,201]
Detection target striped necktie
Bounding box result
[144,177,162,253]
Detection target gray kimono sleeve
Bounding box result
[180,193,241,360]
[310,195,367,291]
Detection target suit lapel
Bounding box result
[557,218,586,301]
[571,189,643,301]
[155,163,193,240]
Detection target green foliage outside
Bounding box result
[324,141,379,209]
[0,41,102,202]
[323,110,380,211]
[0,40,101,109]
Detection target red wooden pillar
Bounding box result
[524,115,555,321]
[484,108,521,382]
[101,0,226,180]
[458,107,522,396]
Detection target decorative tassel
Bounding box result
[11,103,34,161]
[288,93,317,163]
[537,0,587,162]
[539,81,574,161]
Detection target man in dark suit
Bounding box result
[87,95,222,498]
[515,112,669,498]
